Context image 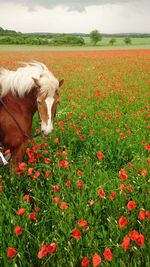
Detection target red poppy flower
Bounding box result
[58,160,69,168]
[35,128,40,134]
[141,169,147,176]
[34,206,40,212]
[127,162,132,167]
[127,200,137,211]
[145,211,150,220]
[138,210,146,220]
[72,228,81,239]
[16,162,26,174]
[45,171,51,179]
[119,216,127,228]
[80,135,85,140]
[98,188,105,198]
[145,144,150,151]
[92,252,102,267]
[126,185,133,192]
[29,212,37,220]
[60,201,68,209]
[97,151,104,160]
[53,185,60,192]
[76,181,84,189]
[109,192,116,200]
[54,197,60,203]
[23,194,30,202]
[103,248,113,262]
[136,234,145,246]
[38,244,48,259]
[33,171,40,179]
[78,220,88,228]
[121,236,130,251]
[77,170,83,176]
[81,256,89,266]
[32,143,41,152]
[119,184,125,190]
[47,243,57,253]
[119,168,128,181]
[16,208,26,216]
[18,162,25,171]
[129,230,139,240]
[43,142,48,148]
[4,149,11,155]
[44,158,51,163]
[36,155,42,161]
[54,138,59,143]
[76,130,81,135]
[38,242,57,259]
[63,160,69,167]
[27,167,34,176]
[28,153,36,164]
[120,132,125,140]
[58,160,63,167]
[7,247,16,259]
[58,121,64,127]
[62,151,68,157]
[14,225,23,236]
[66,180,71,186]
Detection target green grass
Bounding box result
[0,49,150,266]
[0,44,150,51]
[84,36,150,45]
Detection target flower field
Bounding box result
[0,49,150,266]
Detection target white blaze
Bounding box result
[42,96,54,135]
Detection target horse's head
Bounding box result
[32,73,64,135]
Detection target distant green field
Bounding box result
[0,44,150,51]
[83,36,150,45]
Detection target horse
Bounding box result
[0,61,64,165]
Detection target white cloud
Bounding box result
[0,0,140,11]
[0,0,150,33]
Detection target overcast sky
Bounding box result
[0,0,150,33]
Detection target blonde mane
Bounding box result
[0,61,59,98]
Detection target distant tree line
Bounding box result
[0,35,85,46]
[0,27,150,46]
[0,28,85,45]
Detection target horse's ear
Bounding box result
[32,77,40,88]
[59,79,64,88]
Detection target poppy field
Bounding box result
[0,49,150,266]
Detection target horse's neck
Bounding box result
[20,90,37,114]
[4,89,37,116]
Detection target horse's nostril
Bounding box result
[44,131,49,136]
